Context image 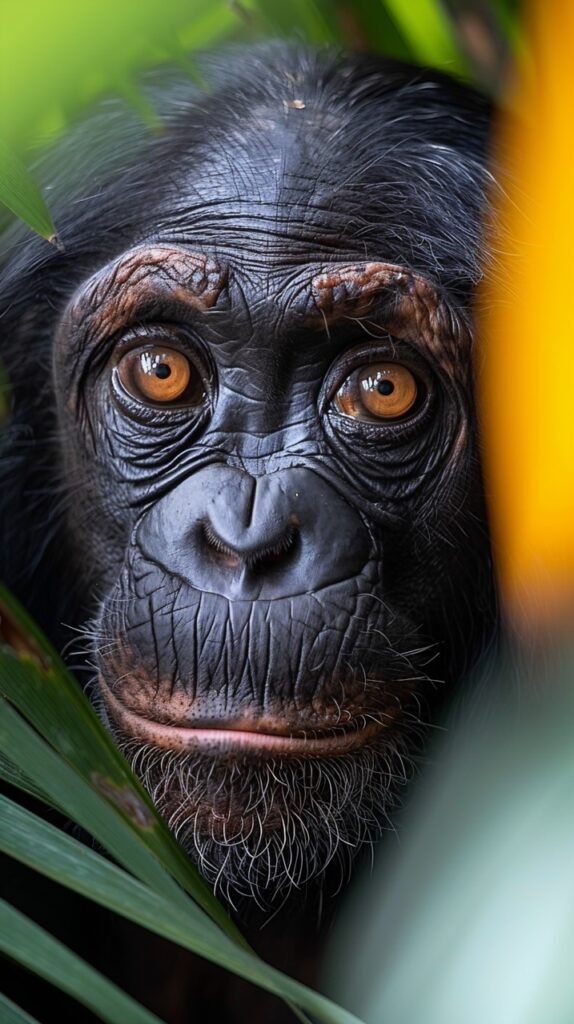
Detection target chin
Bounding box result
[99,686,416,911]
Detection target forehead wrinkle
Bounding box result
[154,122,366,263]
[157,197,363,265]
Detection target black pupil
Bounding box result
[155,363,171,379]
[377,379,394,396]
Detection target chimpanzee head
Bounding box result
[0,44,495,908]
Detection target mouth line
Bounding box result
[99,679,386,758]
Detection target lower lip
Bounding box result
[99,679,385,757]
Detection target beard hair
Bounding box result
[110,727,417,912]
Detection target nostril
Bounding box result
[199,516,299,571]
[245,519,299,571]
[200,520,243,568]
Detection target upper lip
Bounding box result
[99,677,388,758]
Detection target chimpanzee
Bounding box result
[0,42,495,1022]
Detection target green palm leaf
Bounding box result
[0,900,163,1024]
[0,994,42,1024]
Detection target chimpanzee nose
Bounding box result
[199,501,299,571]
[138,465,370,600]
[194,469,299,570]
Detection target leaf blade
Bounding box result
[0,691,215,924]
[0,993,42,1024]
[0,792,228,953]
[0,899,164,1024]
[0,140,56,239]
[382,0,467,73]
[0,792,363,1024]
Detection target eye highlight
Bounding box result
[334,362,419,422]
[116,345,200,405]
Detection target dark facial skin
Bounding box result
[0,47,495,923]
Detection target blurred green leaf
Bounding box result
[0,140,57,239]
[1,0,236,145]
[241,0,338,42]
[0,899,163,1024]
[382,0,467,73]
[327,652,574,1024]
[0,994,42,1024]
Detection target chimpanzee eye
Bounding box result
[334,362,419,422]
[116,345,202,405]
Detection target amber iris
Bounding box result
[117,346,193,403]
[335,362,418,421]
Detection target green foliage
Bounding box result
[383,0,468,73]
[0,899,163,1024]
[0,586,360,1024]
[0,993,42,1024]
[0,142,56,242]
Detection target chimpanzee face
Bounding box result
[0,46,495,907]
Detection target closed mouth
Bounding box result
[99,678,386,758]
